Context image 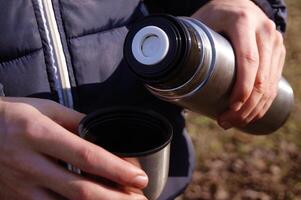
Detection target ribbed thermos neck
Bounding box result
[124,15,200,88]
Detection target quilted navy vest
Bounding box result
[0,1,194,199]
[0,0,287,199]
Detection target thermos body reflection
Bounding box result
[124,15,294,135]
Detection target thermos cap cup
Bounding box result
[78,107,173,200]
[132,26,170,65]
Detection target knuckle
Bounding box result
[271,89,278,100]
[245,114,254,124]
[242,51,259,67]
[264,20,276,33]
[257,110,267,119]
[262,92,270,102]
[22,119,44,142]
[235,9,250,21]
[76,185,91,200]
[274,31,284,46]
[236,113,247,124]
[114,169,131,185]
[237,84,252,103]
[114,172,125,184]
[264,85,273,98]
[77,148,96,171]
[254,76,267,94]
[22,121,36,139]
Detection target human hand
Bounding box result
[0,97,148,200]
[192,0,286,129]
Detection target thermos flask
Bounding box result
[123,15,294,135]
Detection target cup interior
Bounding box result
[79,107,173,157]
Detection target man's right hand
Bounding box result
[0,97,148,200]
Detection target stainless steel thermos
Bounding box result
[124,15,294,135]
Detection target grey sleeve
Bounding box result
[252,0,287,32]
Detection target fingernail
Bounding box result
[132,175,148,188]
[220,121,232,130]
[231,102,243,111]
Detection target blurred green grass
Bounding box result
[183,1,301,199]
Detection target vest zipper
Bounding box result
[37,0,77,172]
[37,0,74,109]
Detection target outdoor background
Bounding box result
[182,1,301,199]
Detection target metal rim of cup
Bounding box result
[78,106,173,157]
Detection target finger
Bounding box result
[237,24,276,123]
[227,23,259,112]
[44,189,68,200]
[27,116,148,189]
[269,32,285,83]
[219,87,265,128]
[26,188,63,200]
[218,25,258,129]
[81,173,144,196]
[0,183,60,200]
[218,110,241,130]
[254,45,286,122]
[28,153,147,200]
[0,97,85,133]
[248,32,285,122]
